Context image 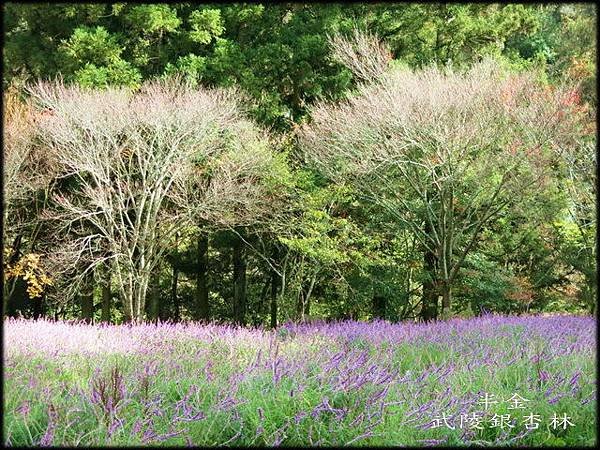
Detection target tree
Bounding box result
[356,3,539,68]
[27,78,288,322]
[276,172,386,322]
[558,137,596,313]
[300,34,590,319]
[2,86,57,315]
[505,4,596,105]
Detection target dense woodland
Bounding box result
[2,3,596,325]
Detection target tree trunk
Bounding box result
[148,271,161,322]
[196,233,209,321]
[420,246,439,322]
[100,284,111,323]
[297,275,316,322]
[2,276,8,318]
[270,266,280,329]
[232,233,247,326]
[32,294,44,319]
[373,294,386,319]
[135,273,149,322]
[100,266,111,323]
[80,275,94,324]
[297,287,304,320]
[441,283,452,313]
[5,280,25,318]
[4,234,23,317]
[171,262,179,322]
[258,278,269,314]
[3,272,12,317]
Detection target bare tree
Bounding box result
[3,87,59,312]
[3,87,59,232]
[300,56,591,319]
[27,79,288,322]
[328,29,392,83]
[4,89,34,213]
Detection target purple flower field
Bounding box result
[3,314,596,446]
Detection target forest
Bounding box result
[2,3,596,325]
[2,3,597,447]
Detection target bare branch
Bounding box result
[328,28,392,83]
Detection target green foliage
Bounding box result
[505,4,596,103]
[73,60,142,88]
[281,182,373,268]
[124,4,181,34]
[363,3,539,67]
[163,54,206,84]
[188,9,224,44]
[61,26,123,67]
[457,253,520,315]
[2,3,595,323]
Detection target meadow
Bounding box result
[3,314,596,447]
